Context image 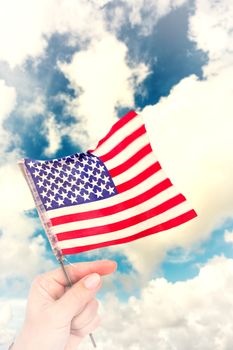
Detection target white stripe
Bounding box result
[57,201,192,249]
[112,152,157,186]
[51,185,181,234]
[47,169,168,219]
[103,134,152,171]
[93,114,144,158]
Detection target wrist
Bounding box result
[11,323,66,350]
[11,325,37,350]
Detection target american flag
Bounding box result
[19,110,197,257]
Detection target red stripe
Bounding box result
[61,209,197,255]
[88,110,137,153]
[51,178,172,226]
[110,143,153,177]
[116,161,161,193]
[99,125,146,163]
[56,194,187,241]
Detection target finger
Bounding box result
[54,273,101,321]
[71,314,101,338]
[46,260,117,286]
[71,299,99,331]
[64,315,101,350]
[29,260,117,302]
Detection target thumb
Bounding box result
[54,273,101,321]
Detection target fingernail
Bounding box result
[83,273,101,290]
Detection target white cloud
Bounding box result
[0,0,106,68]
[59,34,150,150]
[0,0,189,70]
[0,299,26,348]
[101,256,233,350]
[0,81,51,285]
[43,113,63,156]
[0,80,16,119]
[67,256,233,350]
[224,230,233,244]
[103,0,188,36]
[189,0,233,76]
[18,94,46,118]
[0,79,16,151]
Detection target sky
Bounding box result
[0,0,233,349]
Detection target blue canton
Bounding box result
[25,153,117,210]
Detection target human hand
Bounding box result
[12,260,117,350]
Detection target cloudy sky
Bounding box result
[0,0,233,349]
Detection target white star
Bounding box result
[95,190,103,198]
[36,163,43,171]
[82,175,89,184]
[86,186,93,194]
[83,193,90,201]
[98,165,105,172]
[49,177,56,185]
[45,183,52,191]
[40,190,47,198]
[57,182,63,189]
[79,182,85,190]
[87,168,93,177]
[28,160,34,168]
[69,162,76,169]
[91,156,98,163]
[60,193,67,199]
[61,175,69,183]
[82,158,89,166]
[47,162,54,169]
[49,194,56,202]
[100,182,106,191]
[74,188,81,196]
[96,173,102,180]
[91,179,98,187]
[33,170,40,178]
[57,198,64,206]
[60,159,67,166]
[73,173,80,180]
[66,168,73,176]
[37,179,44,188]
[70,179,77,187]
[107,186,115,195]
[77,165,83,173]
[45,201,52,209]
[41,173,48,181]
[102,175,110,183]
[89,162,96,170]
[53,188,59,195]
[70,195,77,204]
[64,184,72,192]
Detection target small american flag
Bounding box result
[19,110,197,257]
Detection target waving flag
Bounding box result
[19,110,197,257]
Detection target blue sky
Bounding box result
[0,1,233,349]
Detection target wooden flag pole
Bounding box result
[59,257,97,348]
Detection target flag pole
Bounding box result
[58,256,97,348]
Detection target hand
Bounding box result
[12,260,117,350]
